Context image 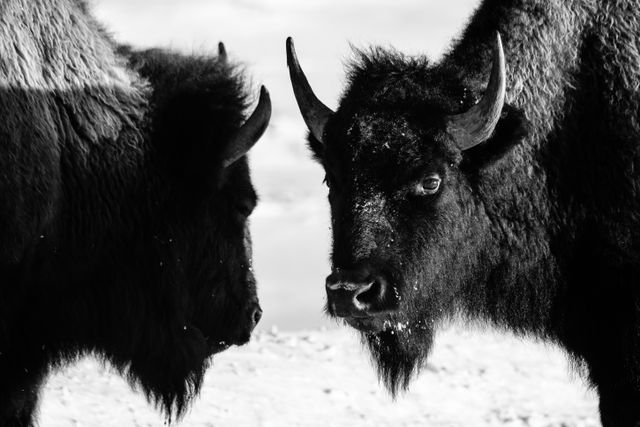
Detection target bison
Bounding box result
[287,0,640,425]
[0,0,270,425]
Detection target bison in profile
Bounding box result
[288,0,640,425]
[0,0,270,425]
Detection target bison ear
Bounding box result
[459,104,527,170]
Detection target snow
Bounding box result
[40,326,599,426]
[36,0,602,425]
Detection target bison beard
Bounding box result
[361,318,434,396]
[356,260,468,395]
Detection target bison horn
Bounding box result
[218,42,228,63]
[222,86,271,168]
[446,32,506,151]
[286,37,334,144]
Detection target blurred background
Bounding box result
[93,0,480,330]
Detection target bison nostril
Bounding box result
[250,306,262,327]
[353,280,386,309]
[326,271,396,317]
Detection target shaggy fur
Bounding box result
[306,0,640,425]
[0,1,263,425]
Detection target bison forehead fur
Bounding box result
[0,0,266,424]
[294,0,640,423]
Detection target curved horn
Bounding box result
[446,32,506,151]
[222,86,271,168]
[286,37,334,144]
[218,42,228,63]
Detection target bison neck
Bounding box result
[446,1,623,341]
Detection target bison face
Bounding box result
[147,81,270,358]
[287,35,526,392]
[110,49,271,416]
[184,158,262,357]
[321,113,493,393]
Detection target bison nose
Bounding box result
[325,271,392,317]
[232,303,262,346]
[248,303,262,331]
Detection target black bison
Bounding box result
[288,0,640,425]
[0,0,270,425]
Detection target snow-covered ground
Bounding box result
[37,1,602,425]
[40,326,599,426]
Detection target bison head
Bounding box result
[287,34,526,393]
[88,48,271,416]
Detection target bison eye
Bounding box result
[413,174,441,196]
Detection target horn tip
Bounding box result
[218,41,227,60]
[286,37,297,67]
[259,85,270,100]
[258,86,272,118]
